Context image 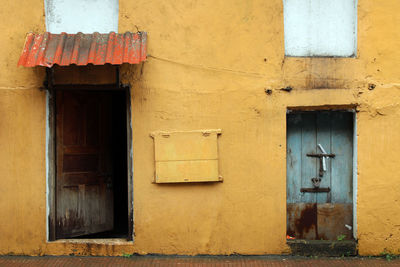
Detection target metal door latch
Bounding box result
[301,144,334,193]
[311,177,321,188]
[300,187,331,193]
[300,178,331,193]
[307,144,335,177]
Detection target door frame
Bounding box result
[46,81,134,241]
[286,107,358,240]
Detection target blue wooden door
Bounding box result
[287,111,353,240]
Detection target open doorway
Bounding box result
[49,87,132,240]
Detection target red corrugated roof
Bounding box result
[18,32,147,67]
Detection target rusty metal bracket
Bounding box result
[300,187,331,193]
[306,153,335,158]
[307,153,335,177]
[311,177,321,188]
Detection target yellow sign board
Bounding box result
[150,130,222,183]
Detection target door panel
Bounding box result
[287,203,318,239]
[316,112,331,204]
[300,113,317,204]
[287,114,302,203]
[56,91,113,239]
[287,111,353,240]
[330,112,353,203]
[317,203,353,240]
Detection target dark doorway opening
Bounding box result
[54,88,129,239]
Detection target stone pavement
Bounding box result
[0,256,400,267]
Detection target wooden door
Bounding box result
[287,111,353,240]
[56,90,113,238]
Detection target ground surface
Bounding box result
[0,256,400,266]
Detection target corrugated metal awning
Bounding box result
[18,32,147,67]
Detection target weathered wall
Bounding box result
[0,0,400,256]
[0,0,47,255]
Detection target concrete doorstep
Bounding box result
[287,239,358,256]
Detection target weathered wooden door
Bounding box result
[287,111,353,240]
[56,90,113,238]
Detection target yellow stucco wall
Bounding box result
[0,0,400,256]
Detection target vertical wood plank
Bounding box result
[331,112,353,203]
[287,113,303,203]
[316,112,332,203]
[301,113,317,203]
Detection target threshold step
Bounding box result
[287,239,357,257]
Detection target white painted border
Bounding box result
[126,86,135,241]
[45,90,50,241]
[352,111,358,239]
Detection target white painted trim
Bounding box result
[352,111,358,239]
[126,87,135,241]
[45,90,51,241]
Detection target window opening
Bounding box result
[283,0,357,57]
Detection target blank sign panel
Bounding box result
[45,0,119,34]
[283,0,357,57]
